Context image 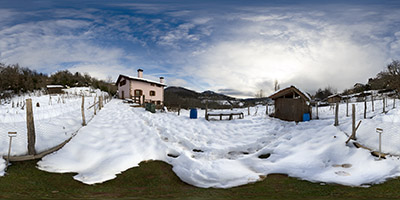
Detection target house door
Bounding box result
[121,91,124,99]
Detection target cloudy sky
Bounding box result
[1,0,400,97]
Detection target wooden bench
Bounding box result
[206,112,244,121]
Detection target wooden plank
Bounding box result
[3,136,73,162]
[26,99,36,155]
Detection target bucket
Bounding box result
[190,108,197,119]
[303,113,310,121]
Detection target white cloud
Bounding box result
[172,6,398,97]
[67,63,133,82]
[1,3,399,98]
[167,78,188,87]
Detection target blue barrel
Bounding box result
[303,113,310,121]
[190,108,197,119]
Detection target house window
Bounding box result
[149,90,156,96]
[134,89,143,96]
[120,79,126,87]
[151,83,155,86]
[156,101,161,105]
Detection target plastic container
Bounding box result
[145,103,156,113]
[190,108,197,119]
[303,113,310,121]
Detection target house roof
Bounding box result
[268,85,311,101]
[115,74,166,87]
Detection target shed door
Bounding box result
[275,98,304,122]
[121,91,124,99]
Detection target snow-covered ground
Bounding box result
[30,96,400,188]
[0,87,108,174]
[2,90,400,188]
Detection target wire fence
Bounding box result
[0,88,110,157]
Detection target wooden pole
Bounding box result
[346,99,349,117]
[99,96,102,110]
[371,95,374,112]
[383,98,385,113]
[81,96,86,126]
[248,106,250,115]
[26,99,36,155]
[334,102,339,126]
[178,105,181,116]
[205,103,208,119]
[94,96,97,115]
[266,104,269,115]
[386,97,388,108]
[393,97,395,109]
[364,97,367,119]
[351,104,356,140]
[316,102,319,119]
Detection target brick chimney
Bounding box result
[137,69,143,78]
[160,77,164,84]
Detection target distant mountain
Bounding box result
[164,86,268,109]
[164,86,200,99]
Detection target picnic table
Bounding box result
[206,111,244,121]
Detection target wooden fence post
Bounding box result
[316,102,319,119]
[142,95,146,107]
[351,104,356,140]
[346,99,349,117]
[81,96,86,126]
[371,95,374,112]
[393,97,395,109]
[334,102,339,126]
[205,103,208,119]
[94,96,97,115]
[99,96,102,110]
[178,105,181,116]
[386,97,388,108]
[248,106,250,115]
[26,99,36,155]
[364,97,367,119]
[266,104,269,115]
[383,98,385,113]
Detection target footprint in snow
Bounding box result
[335,171,351,176]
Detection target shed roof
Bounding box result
[268,85,311,102]
[115,74,166,87]
[327,94,342,99]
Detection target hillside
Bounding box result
[164,86,239,109]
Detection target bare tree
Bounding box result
[255,89,264,98]
[274,80,280,91]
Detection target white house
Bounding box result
[116,69,166,105]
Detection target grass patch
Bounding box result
[1,160,400,199]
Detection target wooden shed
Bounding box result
[269,85,312,122]
[46,85,64,94]
[327,94,342,103]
